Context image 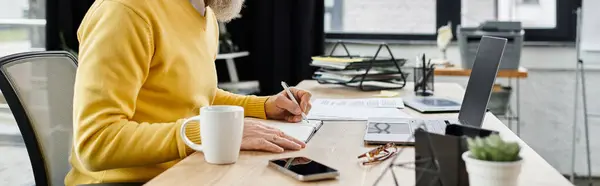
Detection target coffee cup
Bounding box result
[180,105,244,164]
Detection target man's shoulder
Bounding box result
[92,0,170,26]
[99,0,155,16]
[79,0,157,37]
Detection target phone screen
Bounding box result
[270,157,337,176]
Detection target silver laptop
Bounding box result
[364,36,507,145]
[403,97,462,113]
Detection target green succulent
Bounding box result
[466,134,521,162]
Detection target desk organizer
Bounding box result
[311,41,408,91]
[413,66,435,96]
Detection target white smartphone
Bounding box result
[268,156,339,181]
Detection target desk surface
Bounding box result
[146,80,570,186]
[434,67,528,78]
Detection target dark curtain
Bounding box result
[226,0,325,95]
[46,0,93,51]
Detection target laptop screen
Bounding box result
[458,36,507,127]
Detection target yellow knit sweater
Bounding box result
[66,0,268,185]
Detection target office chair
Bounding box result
[0,51,142,186]
[0,51,77,186]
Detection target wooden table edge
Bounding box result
[434,67,528,78]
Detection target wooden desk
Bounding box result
[145,80,571,186]
[434,67,528,78]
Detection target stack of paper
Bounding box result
[307,98,411,121]
[307,106,411,121]
[313,70,404,82]
[312,98,405,108]
[310,56,368,69]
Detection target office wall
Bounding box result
[325,43,599,176]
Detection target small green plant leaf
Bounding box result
[466,134,521,162]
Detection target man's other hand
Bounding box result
[240,119,306,153]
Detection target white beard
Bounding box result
[206,0,245,22]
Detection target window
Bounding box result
[325,0,437,34]
[463,0,556,29]
[461,0,498,28]
[0,0,46,57]
[325,0,459,40]
[326,0,579,42]
[501,0,556,28]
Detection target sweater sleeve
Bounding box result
[73,1,200,172]
[212,89,269,119]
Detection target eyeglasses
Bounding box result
[358,143,398,165]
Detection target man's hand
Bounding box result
[241,119,306,153]
[265,87,312,122]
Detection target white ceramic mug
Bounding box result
[180,105,244,164]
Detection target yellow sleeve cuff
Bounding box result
[244,96,269,119]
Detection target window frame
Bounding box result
[325,0,581,42]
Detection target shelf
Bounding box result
[218,81,260,95]
[216,51,249,60]
[434,67,528,78]
[0,18,46,26]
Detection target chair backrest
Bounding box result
[0,51,77,186]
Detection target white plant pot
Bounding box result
[462,151,523,186]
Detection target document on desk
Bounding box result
[246,118,323,143]
[312,98,405,108]
[307,105,412,121]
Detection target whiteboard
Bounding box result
[581,0,600,51]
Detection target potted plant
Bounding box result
[462,134,522,186]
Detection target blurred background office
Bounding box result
[0,0,598,185]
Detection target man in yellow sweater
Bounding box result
[67,0,311,185]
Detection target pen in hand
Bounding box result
[280,81,310,124]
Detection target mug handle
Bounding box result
[180,115,203,152]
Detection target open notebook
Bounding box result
[246,118,323,143]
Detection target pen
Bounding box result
[421,54,426,89]
[421,53,426,69]
[280,81,309,124]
